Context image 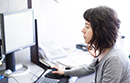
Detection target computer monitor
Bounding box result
[0,9,36,71]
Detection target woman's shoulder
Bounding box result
[102,44,130,67]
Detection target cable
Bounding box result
[0,54,6,65]
[8,76,19,83]
[33,70,46,83]
[29,70,43,82]
[6,0,9,12]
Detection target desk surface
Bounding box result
[0,48,72,83]
[0,48,45,83]
[0,48,94,83]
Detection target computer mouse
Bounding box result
[52,68,57,71]
[45,68,64,79]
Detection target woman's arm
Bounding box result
[52,58,97,77]
[64,62,95,77]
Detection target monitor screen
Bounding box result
[1,9,35,55]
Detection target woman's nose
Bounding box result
[82,27,85,33]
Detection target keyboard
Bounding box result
[35,77,59,83]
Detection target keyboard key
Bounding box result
[35,77,59,83]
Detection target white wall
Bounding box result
[32,0,84,48]
[0,0,130,53]
[0,0,27,13]
[0,0,28,40]
[32,0,130,50]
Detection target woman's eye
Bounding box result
[86,26,89,28]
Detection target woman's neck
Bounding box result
[98,47,112,62]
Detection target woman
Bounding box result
[52,6,130,83]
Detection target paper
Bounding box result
[56,50,94,67]
[39,50,94,68]
[56,57,77,68]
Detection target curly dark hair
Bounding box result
[83,6,121,57]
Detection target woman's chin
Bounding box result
[85,41,88,44]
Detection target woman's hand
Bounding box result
[51,65,65,75]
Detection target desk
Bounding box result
[0,47,95,83]
[0,48,45,83]
[74,73,95,83]
[0,48,71,83]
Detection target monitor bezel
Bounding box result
[1,9,36,55]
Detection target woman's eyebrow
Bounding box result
[85,23,90,26]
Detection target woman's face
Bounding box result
[82,20,93,44]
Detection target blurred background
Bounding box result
[0,0,130,54]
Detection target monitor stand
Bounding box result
[4,52,28,76]
[6,52,15,71]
